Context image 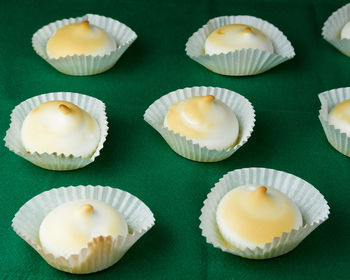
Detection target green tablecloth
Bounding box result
[0,0,349,279]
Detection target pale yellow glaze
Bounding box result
[241,26,253,34]
[46,21,115,58]
[164,95,239,150]
[166,95,215,138]
[329,99,350,124]
[217,186,301,246]
[205,24,274,55]
[79,204,94,215]
[21,100,100,157]
[39,200,128,257]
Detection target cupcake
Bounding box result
[319,87,350,156]
[200,168,329,259]
[4,92,108,170]
[185,15,295,76]
[32,14,137,75]
[12,185,155,274]
[322,3,350,57]
[144,86,255,162]
[216,185,303,251]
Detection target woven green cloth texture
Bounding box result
[0,0,348,279]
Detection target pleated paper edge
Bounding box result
[318,87,350,157]
[4,92,108,170]
[11,185,155,274]
[185,15,295,76]
[32,14,137,76]
[322,3,350,57]
[199,167,330,259]
[144,86,255,162]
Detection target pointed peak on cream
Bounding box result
[201,95,215,102]
[242,26,252,34]
[248,186,271,204]
[195,95,215,107]
[79,204,94,215]
[31,101,80,114]
[251,186,267,196]
[59,104,72,114]
[79,20,90,29]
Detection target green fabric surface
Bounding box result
[0,0,349,279]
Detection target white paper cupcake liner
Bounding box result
[32,14,137,75]
[200,168,330,259]
[322,3,350,57]
[144,86,255,162]
[318,87,350,156]
[185,15,295,76]
[12,185,155,274]
[4,92,108,170]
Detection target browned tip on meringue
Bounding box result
[59,104,72,114]
[242,26,252,33]
[249,186,268,200]
[78,20,90,30]
[79,204,94,215]
[216,28,225,35]
[202,95,215,103]
[256,186,267,194]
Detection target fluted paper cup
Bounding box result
[319,87,350,156]
[322,3,350,57]
[32,14,137,75]
[185,15,295,76]
[144,86,255,162]
[4,92,108,170]
[200,168,330,259]
[12,185,155,274]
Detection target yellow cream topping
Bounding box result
[166,95,215,138]
[46,20,115,58]
[217,185,301,247]
[205,24,274,55]
[164,95,239,150]
[329,99,350,125]
[21,100,100,157]
[39,200,128,257]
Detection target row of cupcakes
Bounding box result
[32,3,350,77]
[4,85,350,172]
[12,166,329,274]
[33,13,294,76]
